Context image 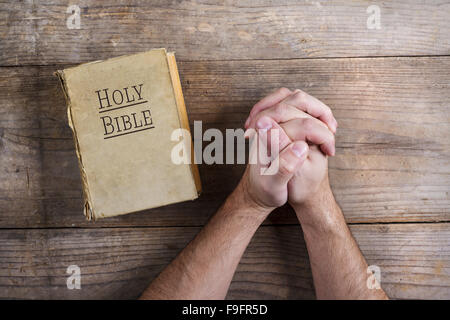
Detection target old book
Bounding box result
[56,48,201,220]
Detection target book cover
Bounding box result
[56,48,201,220]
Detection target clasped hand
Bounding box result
[239,88,338,213]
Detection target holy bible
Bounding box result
[56,49,201,220]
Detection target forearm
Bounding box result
[293,181,388,300]
[140,182,270,300]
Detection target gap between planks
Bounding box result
[1,53,450,69]
[0,220,448,231]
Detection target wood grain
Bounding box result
[1,0,449,65]
[1,0,448,303]
[0,223,448,299]
[350,223,450,300]
[0,56,449,227]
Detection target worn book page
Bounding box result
[61,49,198,219]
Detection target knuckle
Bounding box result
[330,133,336,144]
[323,131,335,148]
[293,90,307,102]
[278,87,291,95]
[279,159,296,176]
[252,113,262,124]
[301,117,315,131]
[325,106,333,118]
[273,103,286,116]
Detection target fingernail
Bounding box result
[256,116,272,131]
[244,117,250,128]
[292,142,307,158]
[331,146,336,156]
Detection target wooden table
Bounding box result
[0,1,449,299]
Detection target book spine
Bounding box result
[55,71,96,220]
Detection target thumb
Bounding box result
[263,141,309,186]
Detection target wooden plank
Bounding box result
[0,223,448,299]
[351,223,450,300]
[1,0,449,65]
[0,56,449,227]
[0,1,36,66]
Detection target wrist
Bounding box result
[227,180,274,223]
[292,182,344,235]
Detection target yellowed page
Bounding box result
[167,52,202,194]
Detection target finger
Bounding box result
[282,89,338,133]
[263,141,309,185]
[255,116,292,159]
[247,101,324,131]
[280,118,336,156]
[245,87,293,128]
[250,116,292,168]
[247,117,279,168]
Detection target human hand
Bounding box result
[244,88,337,208]
[236,117,310,215]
